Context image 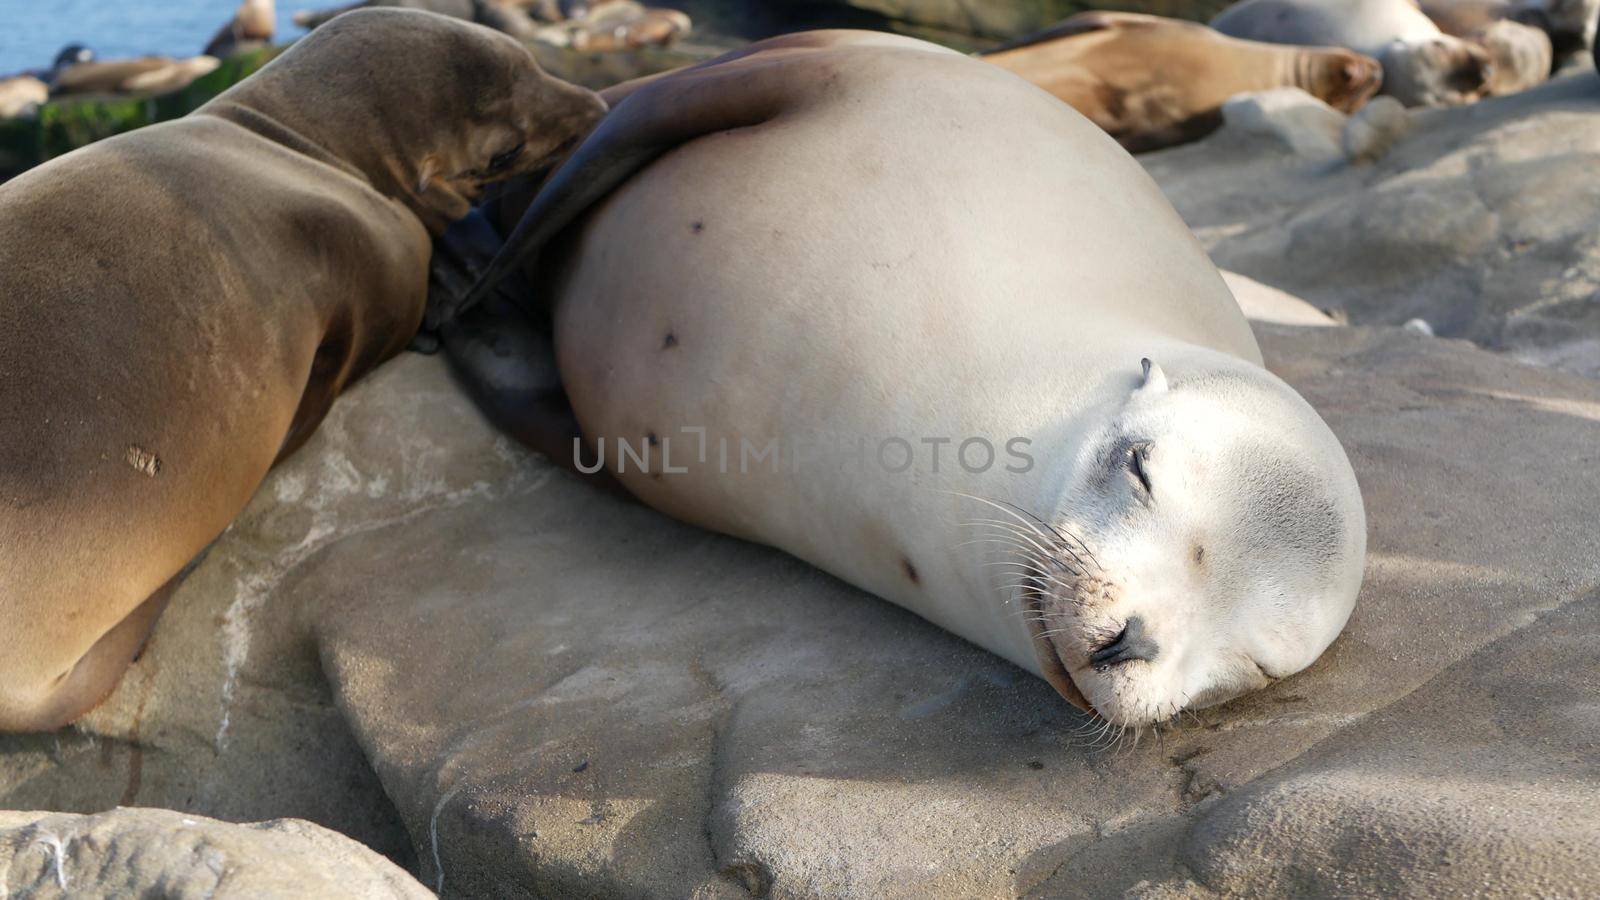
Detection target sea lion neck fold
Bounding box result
[200,8,603,233]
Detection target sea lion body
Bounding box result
[205,0,277,58]
[1212,0,1493,105]
[457,32,1367,725]
[0,76,47,118]
[1416,1,1554,93]
[51,56,221,96]
[532,1,691,50]
[0,9,604,733]
[983,12,1381,152]
[294,0,538,38]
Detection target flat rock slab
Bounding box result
[1145,69,1600,380]
[304,327,1600,898]
[3,322,1600,895]
[0,807,429,898]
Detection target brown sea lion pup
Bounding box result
[204,0,277,58]
[0,8,604,733]
[982,12,1382,152]
[51,56,221,96]
[294,0,538,39]
[0,75,47,118]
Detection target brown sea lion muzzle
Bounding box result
[1023,588,1097,715]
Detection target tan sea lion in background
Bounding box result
[0,9,604,733]
[1469,19,1552,93]
[0,75,47,118]
[51,56,222,96]
[982,12,1382,152]
[439,30,1367,726]
[1416,1,1554,93]
[532,0,691,50]
[204,0,277,58]
[294,0,538,39]
[1211,0,1494,105]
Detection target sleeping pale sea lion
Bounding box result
[982,12,1382,152]
[439,30,1368,726]
[0,9,604,733]
[1211,0,1495,105]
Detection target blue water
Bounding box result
[0,0,304,74]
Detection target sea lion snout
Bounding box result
[1088,615,1160,670]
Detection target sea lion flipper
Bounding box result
[445,47,799,323]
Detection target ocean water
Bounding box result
[0,0,304,74]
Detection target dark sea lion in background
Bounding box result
[1212,0,1494,105]
[0,9,604,733]
[50,56,221,96]
[205,0,277,58]
[440,30,1367,725]
[982,12,1382,153]
[1504,0,1599,55]
[294,0,538,39]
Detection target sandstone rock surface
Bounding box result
[1146,69,1600,380]
[5,319,1593,897]
[0,807,430,898]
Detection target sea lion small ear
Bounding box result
[1139,358,1168,394]
[417,155,441,195]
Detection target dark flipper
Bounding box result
[425,210,627,493]
[434,47,801,327]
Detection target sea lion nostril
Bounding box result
[1089,615,1158,669]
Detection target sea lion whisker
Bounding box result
[953,515,1068,563]
[978,497,1102,573]
[962,518,1085,571]
[963,514,1092,572]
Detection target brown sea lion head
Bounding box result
[1303,47,1384,113]
[1380,35,1493,106]
[208,8,606,232]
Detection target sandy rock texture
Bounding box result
[0,807,430,898]
[1145,69,1600,380]
[3,318,1594,897]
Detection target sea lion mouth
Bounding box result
[1022,587,1096,716]
[527,133,583,178]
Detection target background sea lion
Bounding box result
[1416,0,1556,93]
[532,1,692,50]
[0,8,604,733]
[444,31,1367,726]
[294,0,539,39]
[1471,19,1553,93]
[1211,0,1494,105]
[982,12,1382,153]
[204,0,278,59]
[51,56,221,96]
[0,76,47,119]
